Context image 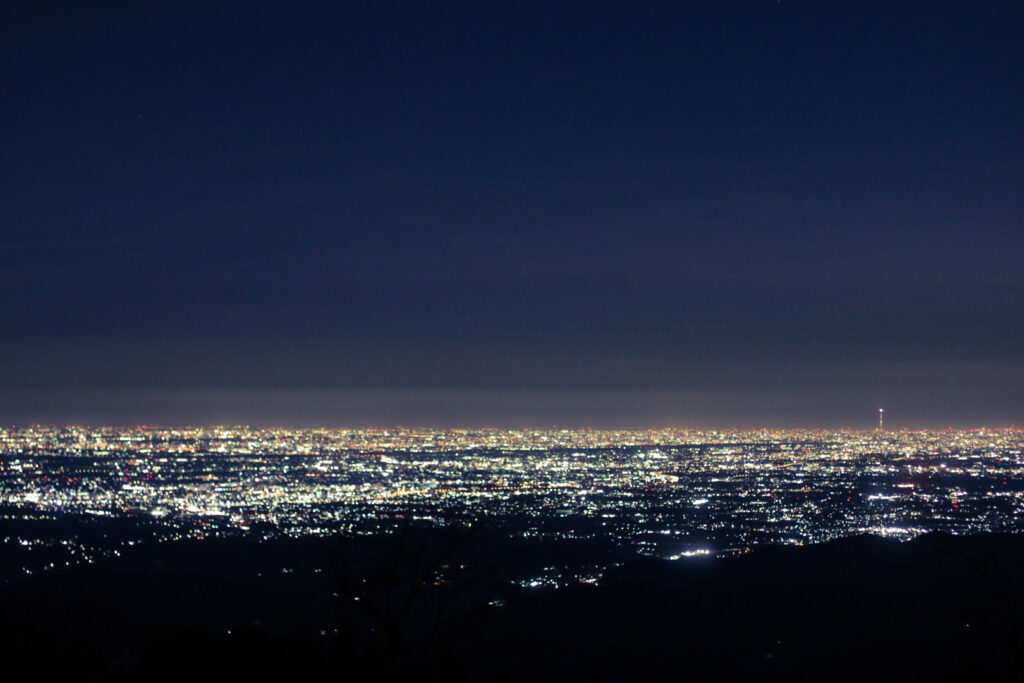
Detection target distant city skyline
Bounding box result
[4,424,1023,584]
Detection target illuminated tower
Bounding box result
[878,408,884,431]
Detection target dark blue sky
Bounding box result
[1,1,1021,427]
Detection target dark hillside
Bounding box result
[3,532,1024,681]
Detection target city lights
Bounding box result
[2,425,1022,586]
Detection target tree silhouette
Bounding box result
[321,521,515,681]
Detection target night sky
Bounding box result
[2,1,1021,428]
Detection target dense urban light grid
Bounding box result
[3,425,1022,587]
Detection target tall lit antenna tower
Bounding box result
[878,408,884,431]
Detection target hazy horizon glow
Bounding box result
[1,387,1019,432]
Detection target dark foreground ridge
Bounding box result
[3,531,1024,682]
